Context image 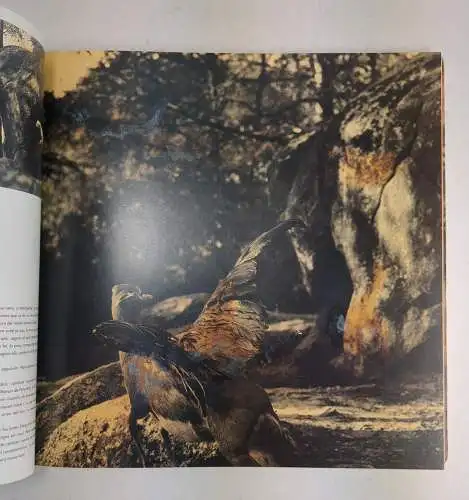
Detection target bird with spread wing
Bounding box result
[92,219,304,466]
[175,218,305,371]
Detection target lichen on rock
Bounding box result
[283,53,443,378]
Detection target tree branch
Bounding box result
[167,102,290,145]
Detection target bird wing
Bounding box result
[177,219,304,372]
[92,319,230,414]
[92,320,174,358]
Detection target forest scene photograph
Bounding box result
[0,19,43,196]
[35,51,445,469]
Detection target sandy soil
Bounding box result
[37,372,444,469]
[267,378,445,469]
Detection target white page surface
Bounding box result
[0,7,43,485]
[0,188,41,484]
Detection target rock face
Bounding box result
[141,293,210,329]
[282,54,443,377]
[36,362,125,454]
[0,46,43,192]
[38,395,224,467]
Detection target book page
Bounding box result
[37,51,445,470]
[0,11,43,485]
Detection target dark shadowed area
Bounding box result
[0,20,44,196]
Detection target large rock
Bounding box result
[141,292,209,328]
[282,54,443,377]
[37,395,225,467]
[0,46,43,190]
[36,362,125,454]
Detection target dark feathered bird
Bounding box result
[106,284,214,466]
[93,219,303,465]
[94,317,298,466]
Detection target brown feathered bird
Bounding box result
[106,284,213,466]
[94,317,297,466]
[93,219,303,466]
[174,218,305,372]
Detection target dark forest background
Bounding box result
[38,52,414,380]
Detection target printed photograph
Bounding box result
[0,18,43,196]
[36,51,445,468]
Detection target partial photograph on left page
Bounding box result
[0,9,44,485]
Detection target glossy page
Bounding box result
[36,50,445,470]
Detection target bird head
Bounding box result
[111,283,154,322]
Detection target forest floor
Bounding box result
[36,372,444,469]
[267,377,444,469]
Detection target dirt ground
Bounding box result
[266,377,445,469]
[37,372,444,469]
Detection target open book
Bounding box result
[0,12,445,485]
